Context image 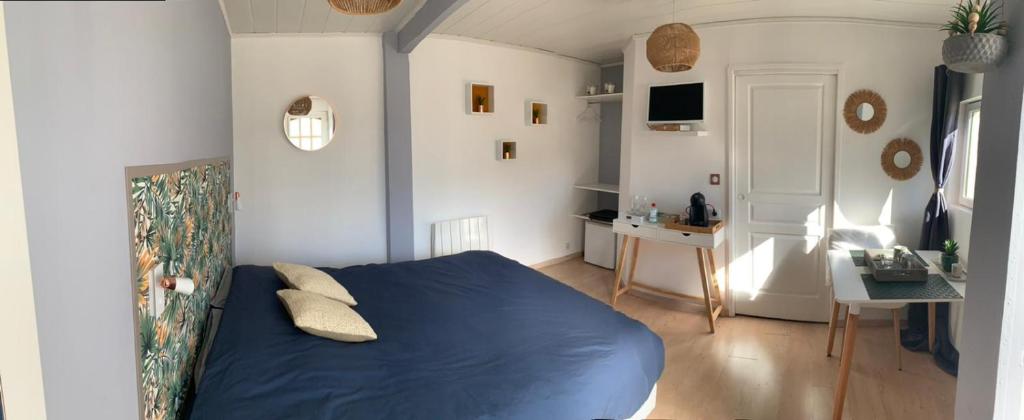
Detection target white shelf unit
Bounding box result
[574,183,620,194]
[571,213,591,221]
[576,93,622,103]
[571,183,620,221]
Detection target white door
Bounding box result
[731,69,836,322]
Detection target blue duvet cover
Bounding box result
[189,251,663,420]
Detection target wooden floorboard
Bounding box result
[537,257,956,420]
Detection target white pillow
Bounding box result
[277,289,377,343]
[273,262,357,306]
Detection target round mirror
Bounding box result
[881,138,923,181]
[856,103,875,121]
[843,89,887,134]
[893,150,912,169]
[283,96,336,151]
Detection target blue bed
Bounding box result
[189,251,664,419]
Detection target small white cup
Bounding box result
[586,85,598,95]
[952,263,964,278]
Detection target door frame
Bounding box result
[725,63,845,317]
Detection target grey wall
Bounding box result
[598,64,623,210]
[231,35,387,268]
[954,0,1024,415]
[4,1,232,418]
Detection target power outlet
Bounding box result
[564,242,571,251]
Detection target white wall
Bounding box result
[620,22,942,304]
[410,36,601,265]
[232,35,388,267]
[0,4,46,418]
[4,1,232,418]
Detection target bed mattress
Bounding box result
[189,251,663,419]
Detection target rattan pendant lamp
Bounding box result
[327,0,402,15]
[646,0,700,72]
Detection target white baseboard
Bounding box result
[530,252,581,269]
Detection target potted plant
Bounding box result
[476,96,487,113]
[941,0,1008,73]
[942,239,961,272]
[532,108,541,124]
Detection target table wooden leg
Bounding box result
[832,310,860,420]
[696,248,716,334]
[928,302,936,352]
[827,300,841,357]
[611,235,630,306]
[838,305,850,359]
[892,308,903,371]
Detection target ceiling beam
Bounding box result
[396,0,469,53]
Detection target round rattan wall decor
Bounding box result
[881,138,923,181]
[843,89,887,134]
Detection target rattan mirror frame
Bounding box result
[843,89,887,134]
[881,138,923,181]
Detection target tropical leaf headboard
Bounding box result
[127,159,232,420]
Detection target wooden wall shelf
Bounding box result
[468,82,495,115]
[528,101,548,125]
[497,140,516,160]
[647,123,708,136]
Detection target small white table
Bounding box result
[826,249,966,420]
[611,217,726,333]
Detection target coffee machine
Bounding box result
[685,192,713,227]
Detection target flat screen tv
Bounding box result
[648,82,704,124]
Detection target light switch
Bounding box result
[709,174,721,185]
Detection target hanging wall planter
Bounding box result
[940,0,1008,74]
[943,33,1007,73]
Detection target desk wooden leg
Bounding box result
[826,300,841,357]
[832,311,860,420]
[928,302,936,352]
[611,235,630,306]
[628,238,641,288]
[696,248,716,334]
[706,249,725,312]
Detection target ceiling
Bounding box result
[221,0,955,63]
[221,0,427,33]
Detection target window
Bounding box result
[958,101,981,208]
[286,112,327,151]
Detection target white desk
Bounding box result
[611,217,726,333]
[826,249,966,420]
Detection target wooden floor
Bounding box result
[537,258,956,420]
